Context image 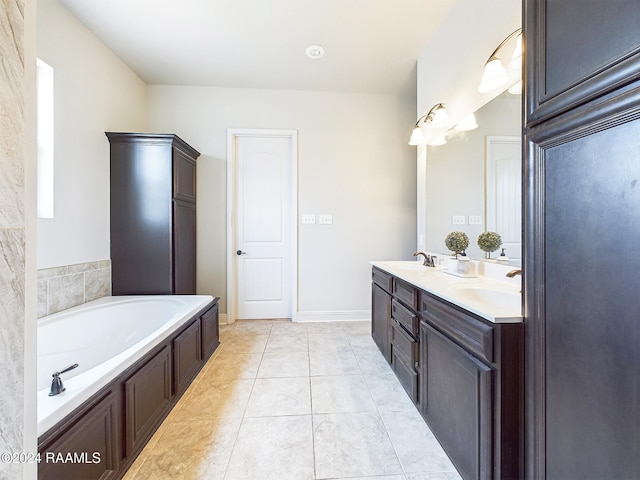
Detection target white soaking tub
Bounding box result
[37,295,214,436]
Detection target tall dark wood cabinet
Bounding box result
[524,2,640,478]
[106,133,200,295]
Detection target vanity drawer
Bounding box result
[391,320,418,367]
[392,299,419,338]
[372,267,393,293]
[422,292,494,364]
[391,321,418,402]
[393,278,419,311]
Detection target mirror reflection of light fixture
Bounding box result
[508,80,522,95]
[428,134,447,147]
[454,113,478,131]
[408,103,449,145]
[478,28,522,93]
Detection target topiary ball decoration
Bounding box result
[445,231,470,255]
[477,231,502,257]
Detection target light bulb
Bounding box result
[478,57,508,93]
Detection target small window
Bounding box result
[37,58,54,219]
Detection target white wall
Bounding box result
[147,85,417,317]
[36,0,147,269]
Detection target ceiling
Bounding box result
[59,0,457,94]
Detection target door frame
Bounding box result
[485,135,522,263]
[226,128,298,324]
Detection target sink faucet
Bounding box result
[506,269,522,278]
[413,251,436,267]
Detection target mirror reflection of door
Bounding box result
[486,136,521,266]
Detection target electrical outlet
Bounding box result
[302,214,315,224]
[452,215,466,225]
[468,215,482,225]
[318,214,333,225]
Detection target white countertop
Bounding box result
[371,260,523,323]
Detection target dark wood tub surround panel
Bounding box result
[37,299,219,480]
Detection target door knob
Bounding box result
[236,250,247,256]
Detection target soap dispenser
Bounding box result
[497,248,510,263]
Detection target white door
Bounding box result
[486,136,522,265]
[228,130,297,321]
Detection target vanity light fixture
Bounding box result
[478,28,522,93]
[508,80,522,95]
[408,103,449,145]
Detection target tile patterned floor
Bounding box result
[123,320,462,480]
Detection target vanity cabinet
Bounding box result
[371,267,523,480]
[420,292,523,480]
[106,133,200,295]
[371,267,392,363]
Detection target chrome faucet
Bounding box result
[413,251,436,267]
[506,269,522,278]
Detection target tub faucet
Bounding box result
[506,269,522,278]
[49,363,79,396]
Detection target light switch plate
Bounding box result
[452,215,466,225]
[302,214,316,224]
[318,214,333,225]
[468,215,482,225]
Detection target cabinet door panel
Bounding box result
[38,391,119,480]
[526,0,640,124]
[174,320,202,395]
[173,200,196,294]
[528,112,640,480]
[372,282,392,363]
[173,148,196,202]
[124,345,172,458]
[425,324,493,480]
[201,303,220,360]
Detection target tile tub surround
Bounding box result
[37,260,111,317]
[0,0,28,478]
[123,320,461,480]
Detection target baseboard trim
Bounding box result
[294,310,371,323]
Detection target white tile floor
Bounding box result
[123,320,462,480]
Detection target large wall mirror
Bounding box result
[424,90,522,265]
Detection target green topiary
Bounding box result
[445,231,470,256]
[477,231,502,258]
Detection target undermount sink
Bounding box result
[453,284,521,311]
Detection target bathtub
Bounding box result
[37,294,214,436]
